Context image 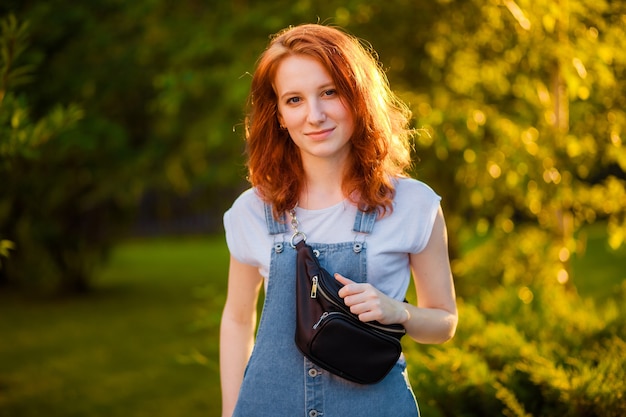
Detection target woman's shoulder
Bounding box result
[379,177,442,253]
[231,187,263,208]
[394,177,441,204]
[223,188,272,267]
[225,187,266,222]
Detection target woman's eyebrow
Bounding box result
[279,83,336,100]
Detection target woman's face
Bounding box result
[274,55,355,166]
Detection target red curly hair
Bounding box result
[245,24,413,218]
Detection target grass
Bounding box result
[0,235,229,417]
[0,223,623,417]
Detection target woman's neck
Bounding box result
[299,156,348,210]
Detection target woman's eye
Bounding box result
[323,89,337,97]
[286,97,301,104]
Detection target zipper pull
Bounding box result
[313,312,329,329]
[310,275,318,298]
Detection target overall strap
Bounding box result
[264,203,289,235]
[352,209,377,234]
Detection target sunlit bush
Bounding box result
[408,283,625,417]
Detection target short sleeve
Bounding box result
[222,188,269,267]
[390,178,442,254]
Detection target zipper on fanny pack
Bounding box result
[312,309,404,337]
[313,312,330,329]
[311,275,318,298]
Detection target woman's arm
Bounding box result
[337,206,457,344]
[402,206,458,343]
[220,256,263,417]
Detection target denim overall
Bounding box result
[232,205,419,417]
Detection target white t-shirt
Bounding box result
[223,177,441,300]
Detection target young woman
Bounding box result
[220,24,457,417]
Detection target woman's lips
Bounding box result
[305,128,335,140]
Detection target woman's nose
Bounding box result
[307,100,326,124]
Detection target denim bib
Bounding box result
[232,205,419,417]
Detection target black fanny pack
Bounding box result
[294,239,406,384]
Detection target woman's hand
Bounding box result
[335,273,409,325]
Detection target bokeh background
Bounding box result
[1,1,625,416]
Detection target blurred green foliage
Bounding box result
[1,0,625,415]
[1,0,624,291]
[409,286,626,417]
